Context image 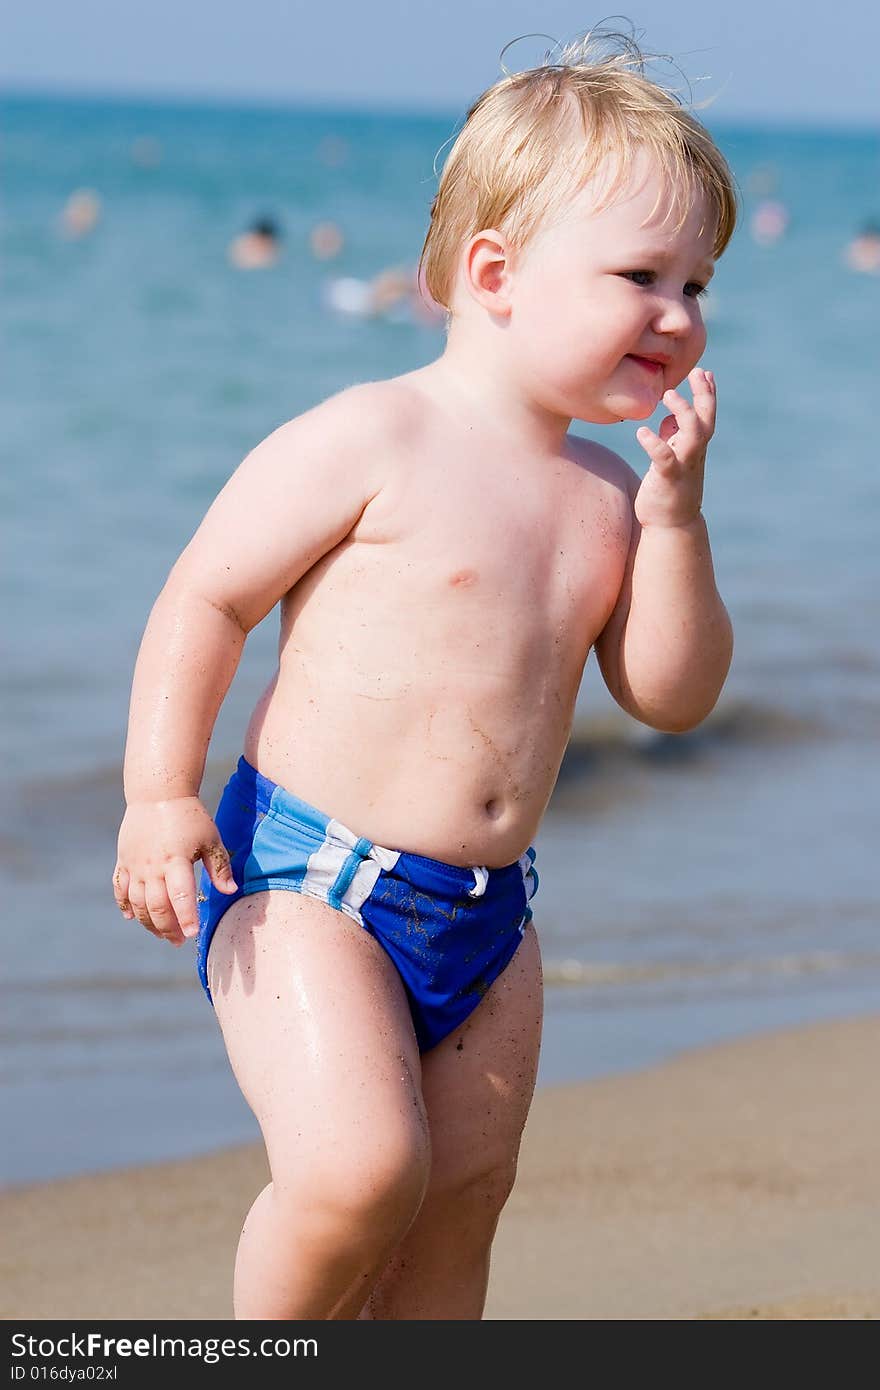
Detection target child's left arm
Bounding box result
[594,367,734,733]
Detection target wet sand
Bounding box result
[2,1014,878,1320]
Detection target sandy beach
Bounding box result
[2,1014,878,1321]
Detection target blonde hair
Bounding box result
[419,28,739,312]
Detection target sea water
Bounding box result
[3,93,879,1182]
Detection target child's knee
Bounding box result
[434,1154,519,1227]
[274,1128,431,1241]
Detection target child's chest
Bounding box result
[352,451,630,638]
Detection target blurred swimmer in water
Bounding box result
[309,220,345,260]
[228,217,283,270]
[844,221,880,274]
[324,262,446,327]
[750,198,789,246]
[60,188,102,238]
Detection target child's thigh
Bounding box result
[420,924,544,1182]
[207,890,426,1176]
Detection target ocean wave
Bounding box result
[5,946,880,1026]
[7,696,828,812]
[542,949,880,988]
[0,696,840,868]
[563,696,826,763]
[6,973,194,995]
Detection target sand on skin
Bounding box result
[2,1015,878,1320]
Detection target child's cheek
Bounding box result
[679,323,708,379]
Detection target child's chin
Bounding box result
[617,388,661,420]
[587,398,656,425]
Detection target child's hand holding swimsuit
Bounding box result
[113,797,237,946]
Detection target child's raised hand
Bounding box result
[633,367,716,528]
[112,797,238,946]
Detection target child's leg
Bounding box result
[207,890,431,1321]
[361,924,543,1320]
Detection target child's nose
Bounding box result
[651,296,694,337]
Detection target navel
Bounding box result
[449,568,478,587]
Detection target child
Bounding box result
[113,33,737,1320]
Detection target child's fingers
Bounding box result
[661,378,713,451]
[126,879,164,940]
[165,858,203,940]
[112,863,134,919]
[201,836,238,894]
[144,879,187,946]
[656,413,680,444]
[662,386,698,435]
[636,425,678,471]
[687,367,716,433]
[126,878,146,921]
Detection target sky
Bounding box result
[3,0,879,126]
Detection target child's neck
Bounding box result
[420,327,574,457]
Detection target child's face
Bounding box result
[509,151,715,425]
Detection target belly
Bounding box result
[239,494,607,865]
[243,648,580,866]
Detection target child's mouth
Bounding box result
[626,354,665,375]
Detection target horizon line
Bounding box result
[2,79,879,134]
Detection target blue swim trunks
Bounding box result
[197,756,539,1052]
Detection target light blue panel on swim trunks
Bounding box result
[242,794,326,891]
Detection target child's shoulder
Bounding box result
[283,375,423,446]
[219,376,424,513]
[234,376,420,490]
[564,432,641,507]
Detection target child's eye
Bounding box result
[684,281,709,299]
[621,270,655,287]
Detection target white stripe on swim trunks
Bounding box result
[468,866,489,897]
[305,820,400,918]
[518,852,537,898]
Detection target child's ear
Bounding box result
[462,229,514,317]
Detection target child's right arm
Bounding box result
[112,386,389,945]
